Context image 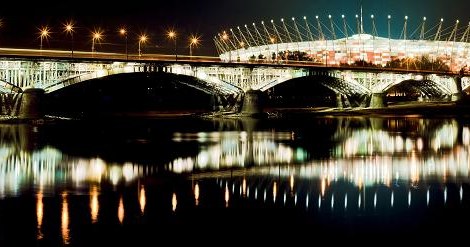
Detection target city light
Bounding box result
[38,26,50,50]
[91,30,103,54]
[63,21,74,57]
[189,35,200,57]
[119,27,128,60]
[167,30,177,60]
[138,34,148,57]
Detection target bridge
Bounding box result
[0,47,469,118]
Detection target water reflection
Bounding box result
[1,117,470,244]
[90,185,99,223]
[118,196,124,224]
[194,182,200,205]
[61,192,70,245]
[139,185,146,215]
[36,190,43,240]
[172,193,177,212]
[0,126,146,198]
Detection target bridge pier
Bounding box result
[241,90,264,116]
[369,93,387,108]
[336,94,351,109]
[19,88,45,119]
[452,76,464,102]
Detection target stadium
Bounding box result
[214,15,470,72]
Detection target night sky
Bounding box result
[0,0,469,56]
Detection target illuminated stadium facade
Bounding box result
[215,15,470,72]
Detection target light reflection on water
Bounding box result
[0,117,470,244]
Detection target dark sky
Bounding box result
[0,0,469,56]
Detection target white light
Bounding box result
[316,15,319,19]
[252,22,255,26]
[371,15,374,19]
[281,18,284,22]
[408,190,411,206]
[261,21,264,24]
[328,15,331,19]
[456,20,460,23]
[374,192,377,208]
[303,16,306,20]
[270,19,273,23]
[388,15,391,19]
[237,26,240,29]
[230,28,232,31]
[355,14,358,18]
[427,189,430,206]
[341,15,345,18]
[423,17,426,21]
[405,16,408,20]
[441,18,444,22]
[331,194,334,209]
[292,17,295,21]
[244,24,247,27]
[444,187,447,204]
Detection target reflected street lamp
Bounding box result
[167,30,177,61]
[189,35,199,58]
[63,21,74,57]
[119,28,128,60]
[138,34,148,57]
[38,26,50,51]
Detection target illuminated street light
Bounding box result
[63,21,74,57]
[38,26,50,51]
[138,34,148,57]
[91,30,103,55]
[167,30,177,61]
[119,28,128,60]
[189,35,200,57]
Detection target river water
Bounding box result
[0,114,469,245]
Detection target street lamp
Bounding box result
[38,26,50,51]
[167,30,177,61]
[138,34,148,57]
[91,30,103,56]
[119,28,128,60]
[189,35,199,58]
[63,21,74,57]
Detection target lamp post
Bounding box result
[64,22,74,57]
[189,35,199,58]
[119,28,128,60]
[167,30,177,61]
[39,26,50,51]
[91,31,102,56]
[138,34,148,58]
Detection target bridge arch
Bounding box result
[385,79,451,101]
[264,75,370,107]
[42,65,243,96]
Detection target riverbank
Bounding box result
[266,101,470,118]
